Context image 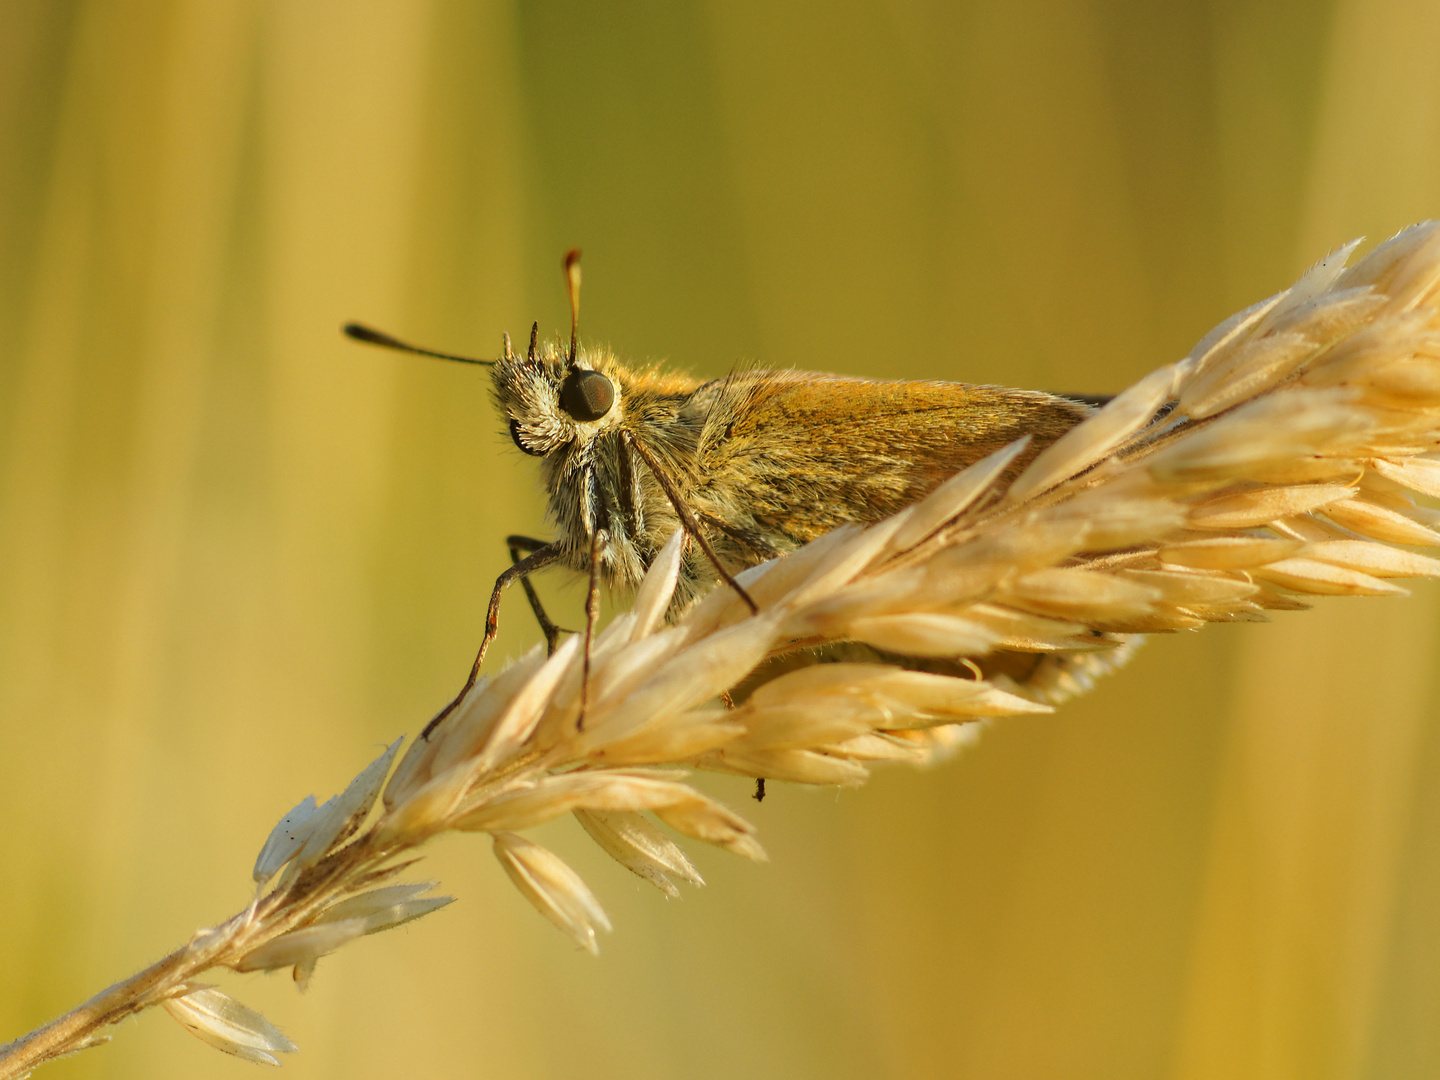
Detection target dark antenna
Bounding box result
[563,248,582,366]
[342,322,495,367]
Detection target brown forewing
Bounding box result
[681,370,1092,556]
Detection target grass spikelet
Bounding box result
[493,833,612,953]
[574,809,705,896]
[162,988,298,1066]
[12,223,1440,1077]
[1004,363,1177,502]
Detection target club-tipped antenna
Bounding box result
[563,248,582,366]
[342,322,495,367]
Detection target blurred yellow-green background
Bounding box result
[4,2,1440,1077]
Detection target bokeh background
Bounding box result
[4,2,1440,1077]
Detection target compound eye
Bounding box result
[559,368,615,423]
[509,418,544,457]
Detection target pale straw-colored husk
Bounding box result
[7,223,1440,1075]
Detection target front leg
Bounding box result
[421,542,564,740]
[507,534,569,654]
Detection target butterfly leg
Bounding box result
[577,528,607,731]
[622,432,758,614]
[421,542,563,740]
[507,534,570,654]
